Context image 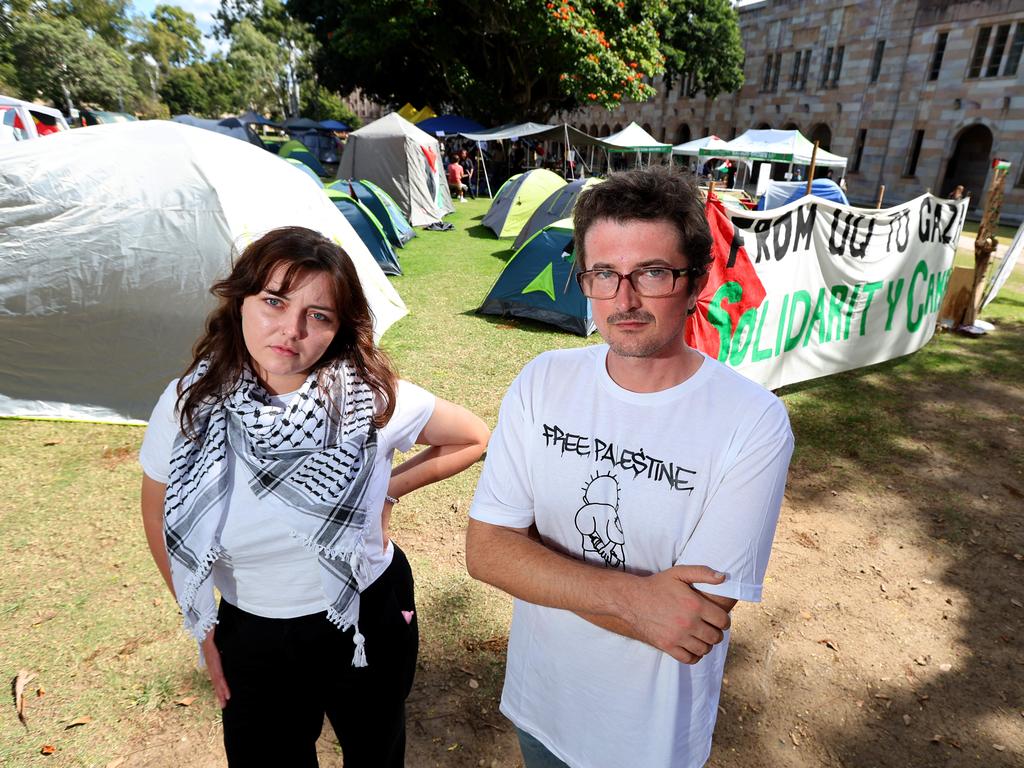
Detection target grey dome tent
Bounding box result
[337,112,454,227]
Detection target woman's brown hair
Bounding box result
[177,226,397,437]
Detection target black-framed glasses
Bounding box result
[575,266,705,299]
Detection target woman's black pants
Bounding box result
[214,545,419,767]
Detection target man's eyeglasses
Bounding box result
[575,266,705,300]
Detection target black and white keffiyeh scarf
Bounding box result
[164,359,379,666]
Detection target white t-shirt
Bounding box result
[140,379,435,618]
[469,345,793,768]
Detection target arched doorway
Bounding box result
[755,122,772,130]
[782,121,799,131]
[600,124,610,137]
[675,123,691,145]
[809,123,832,151]
[942,124,993,202]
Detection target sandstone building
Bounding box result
[570,0,1024,221]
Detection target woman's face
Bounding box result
[240,264,340,395]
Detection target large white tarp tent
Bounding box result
[601,122,671,152]
[671,135,731,157]
[0,120,406,423]
[698,128,848,169]
[0,95,70,142]
[337,112,454,227]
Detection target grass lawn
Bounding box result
[1,198,1022,767]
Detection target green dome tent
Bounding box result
[477,218,594,336]
[482,168,567,239]
[329,179,415,248]
[511,177,602,251]
[326,189,402,276]
[279,138,327,176]
[285,157,324,188]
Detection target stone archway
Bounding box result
[755,122,772,130]
[809,123,832,150]
[782,121,800,132]
[941,123,993,202]
[600,124,610,137]
[675,123,691,145]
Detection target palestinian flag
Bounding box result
[685,193,768,360]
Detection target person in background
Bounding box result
[140,226,489,767]
[447,153,468,202]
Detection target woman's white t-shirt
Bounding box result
[140,379,435,618]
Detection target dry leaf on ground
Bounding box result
[65,716,92,729]
[13,669,37,726]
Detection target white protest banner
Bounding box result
[696,194,968,390]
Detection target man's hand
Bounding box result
[620,565,731,664]
[201,627,231,709]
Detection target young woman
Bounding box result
[140,226,489,767]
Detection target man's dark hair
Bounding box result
[573,166,713,275]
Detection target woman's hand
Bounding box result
[201,627,231,709]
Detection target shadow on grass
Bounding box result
[713,322,1024,767]
[462,308,587,338]
[466,224,499,240]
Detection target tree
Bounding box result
[661,0,744,98]
[215,0,316,116]
[51,0,131,47]
[226,19,288,115]
[132,4,204,75]
[159,56,241,116]
[12,15,141,112]
[301,85,359,128]
[288,0,669,122]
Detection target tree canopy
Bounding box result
[661,0,744,99]
[288,0,671,122]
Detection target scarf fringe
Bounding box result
[178,545,223,640]
[288,528,372,588]
[326,608,367,667]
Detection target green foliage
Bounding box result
[301,84,360,127]
[131,4,204,75]
[288,0,669,121]
[226,18,287,114]
[661,0,745,98]
[159,56,241,116]
[12,14,141,111]
[51,0,131,47]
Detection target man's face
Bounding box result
[582,218,705,360]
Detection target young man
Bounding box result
[466,167,793,768]
[447,153,467,201]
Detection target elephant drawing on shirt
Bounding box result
[574,472,626,570]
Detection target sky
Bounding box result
[130,0,225,56]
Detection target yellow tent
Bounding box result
[411,106,437,123]
[397,103,418,121]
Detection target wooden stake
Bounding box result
[806,141,819,197]
[875,185,886,209]
[964,164,1010,327]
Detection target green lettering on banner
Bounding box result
[802,287,827,347]
[935,268,951,305]
[827,285,848,342]
[885,279,904,331]
[729,309,756,366]
[906,259,929,332]
[924,272,936,314]
[752,301,773,362]
[784,290,812,352]
[843,284,861,340]
[775,294,790,355]
[859,281,884,336]
[708,281,743,362]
